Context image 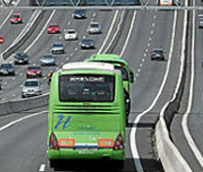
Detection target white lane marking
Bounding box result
[149,37,152,41]
[120,11,137,57]
[146,49,149,52]
[0,11,13,30]
[75,47,78,51]
[142,58,145,62]
[151,30,154,34]
[138,69,141,73]
[130,10,177,172]
[20,73,23,76]
[39,164,46,172]
[91,18,94,21]
[93,13,96,17]
[98,10,118,54]
[24,10,56,53]
[68,21,71,25]
[152,23,155,27]
[144,54,146,57]
[12,77,15,80]
[12,94,16,97]
[103,10,125,53]
[153,15,157,19]
[83,35,86,39]
[136,73,139,77]
[0,111,47,132]
[59,36,62,40]
[139,63,142,67]
[3,82,7,85]
[182,1,203,168]
[66,57,69,61]
[70,53,73,56]
[147,43,151,47]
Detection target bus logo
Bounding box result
[55,115,72,130]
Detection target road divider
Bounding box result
[0,93,49,116]
[1,10,44,60]
[155,2,192,171]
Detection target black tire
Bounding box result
[49,160,58,168]
[22,95,25,98]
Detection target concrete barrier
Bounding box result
[0,93,49,116]
[155,1,192,171]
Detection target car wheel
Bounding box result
[27,74,29,78]
[22,95,25,98]
[49,160,58,168]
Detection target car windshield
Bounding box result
[53,43,63,47]
[28,66,40,70]
[1,64,12,68]
[153,50,163,54]
[24,81,39,87]
[83,39,92,43]
[91,24,99,28]
[59,74,115,102]
[75,10,84,14]
[11,15,20,18]
[43,55,53,59]
[67,30,75,34]
[49,25,58,28]
[16,53,27,58]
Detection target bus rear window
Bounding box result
[59,74,115,102]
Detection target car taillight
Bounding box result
[113,133,124,151]
[49,132,59,150]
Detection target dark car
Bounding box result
[150,49,165,60]
[26,66,42,78]
[73,10,86,19]
[0,63,15,76]
[13,52,29,64]
[81,38,95,49]
[50,42,65,54]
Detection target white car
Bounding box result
[21,79,42,98]
[88,22,101,34]
[64,29,78,40]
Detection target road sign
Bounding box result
[0,37,4,44]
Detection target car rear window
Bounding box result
[24,81,39,87]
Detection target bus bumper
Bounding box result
[48,148,125,160]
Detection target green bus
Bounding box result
[85,54,134,93]
[48,62,126,168]
[85,54,134,116]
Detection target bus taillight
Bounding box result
[49,132,59,150]
[113,133,124,150]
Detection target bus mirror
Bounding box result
[129,70,134,83]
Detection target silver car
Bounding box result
[88,22,101,34]
[40,54,56,66]
[21,79,42,98]
[50,42,65,54]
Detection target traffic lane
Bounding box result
[0,10,35,52]
[0,9,90,100]
[0,111,47,172]
[122,9,175,171]
[0,10,116,101]
[68,10,118,63]
[170,10,203,172]
[0,109,136,172]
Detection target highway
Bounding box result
[0,1,191,172]
[169,0,203,172]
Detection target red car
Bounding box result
[48,23,60,34]
[26,66,42,78]
[10,13,22,24]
